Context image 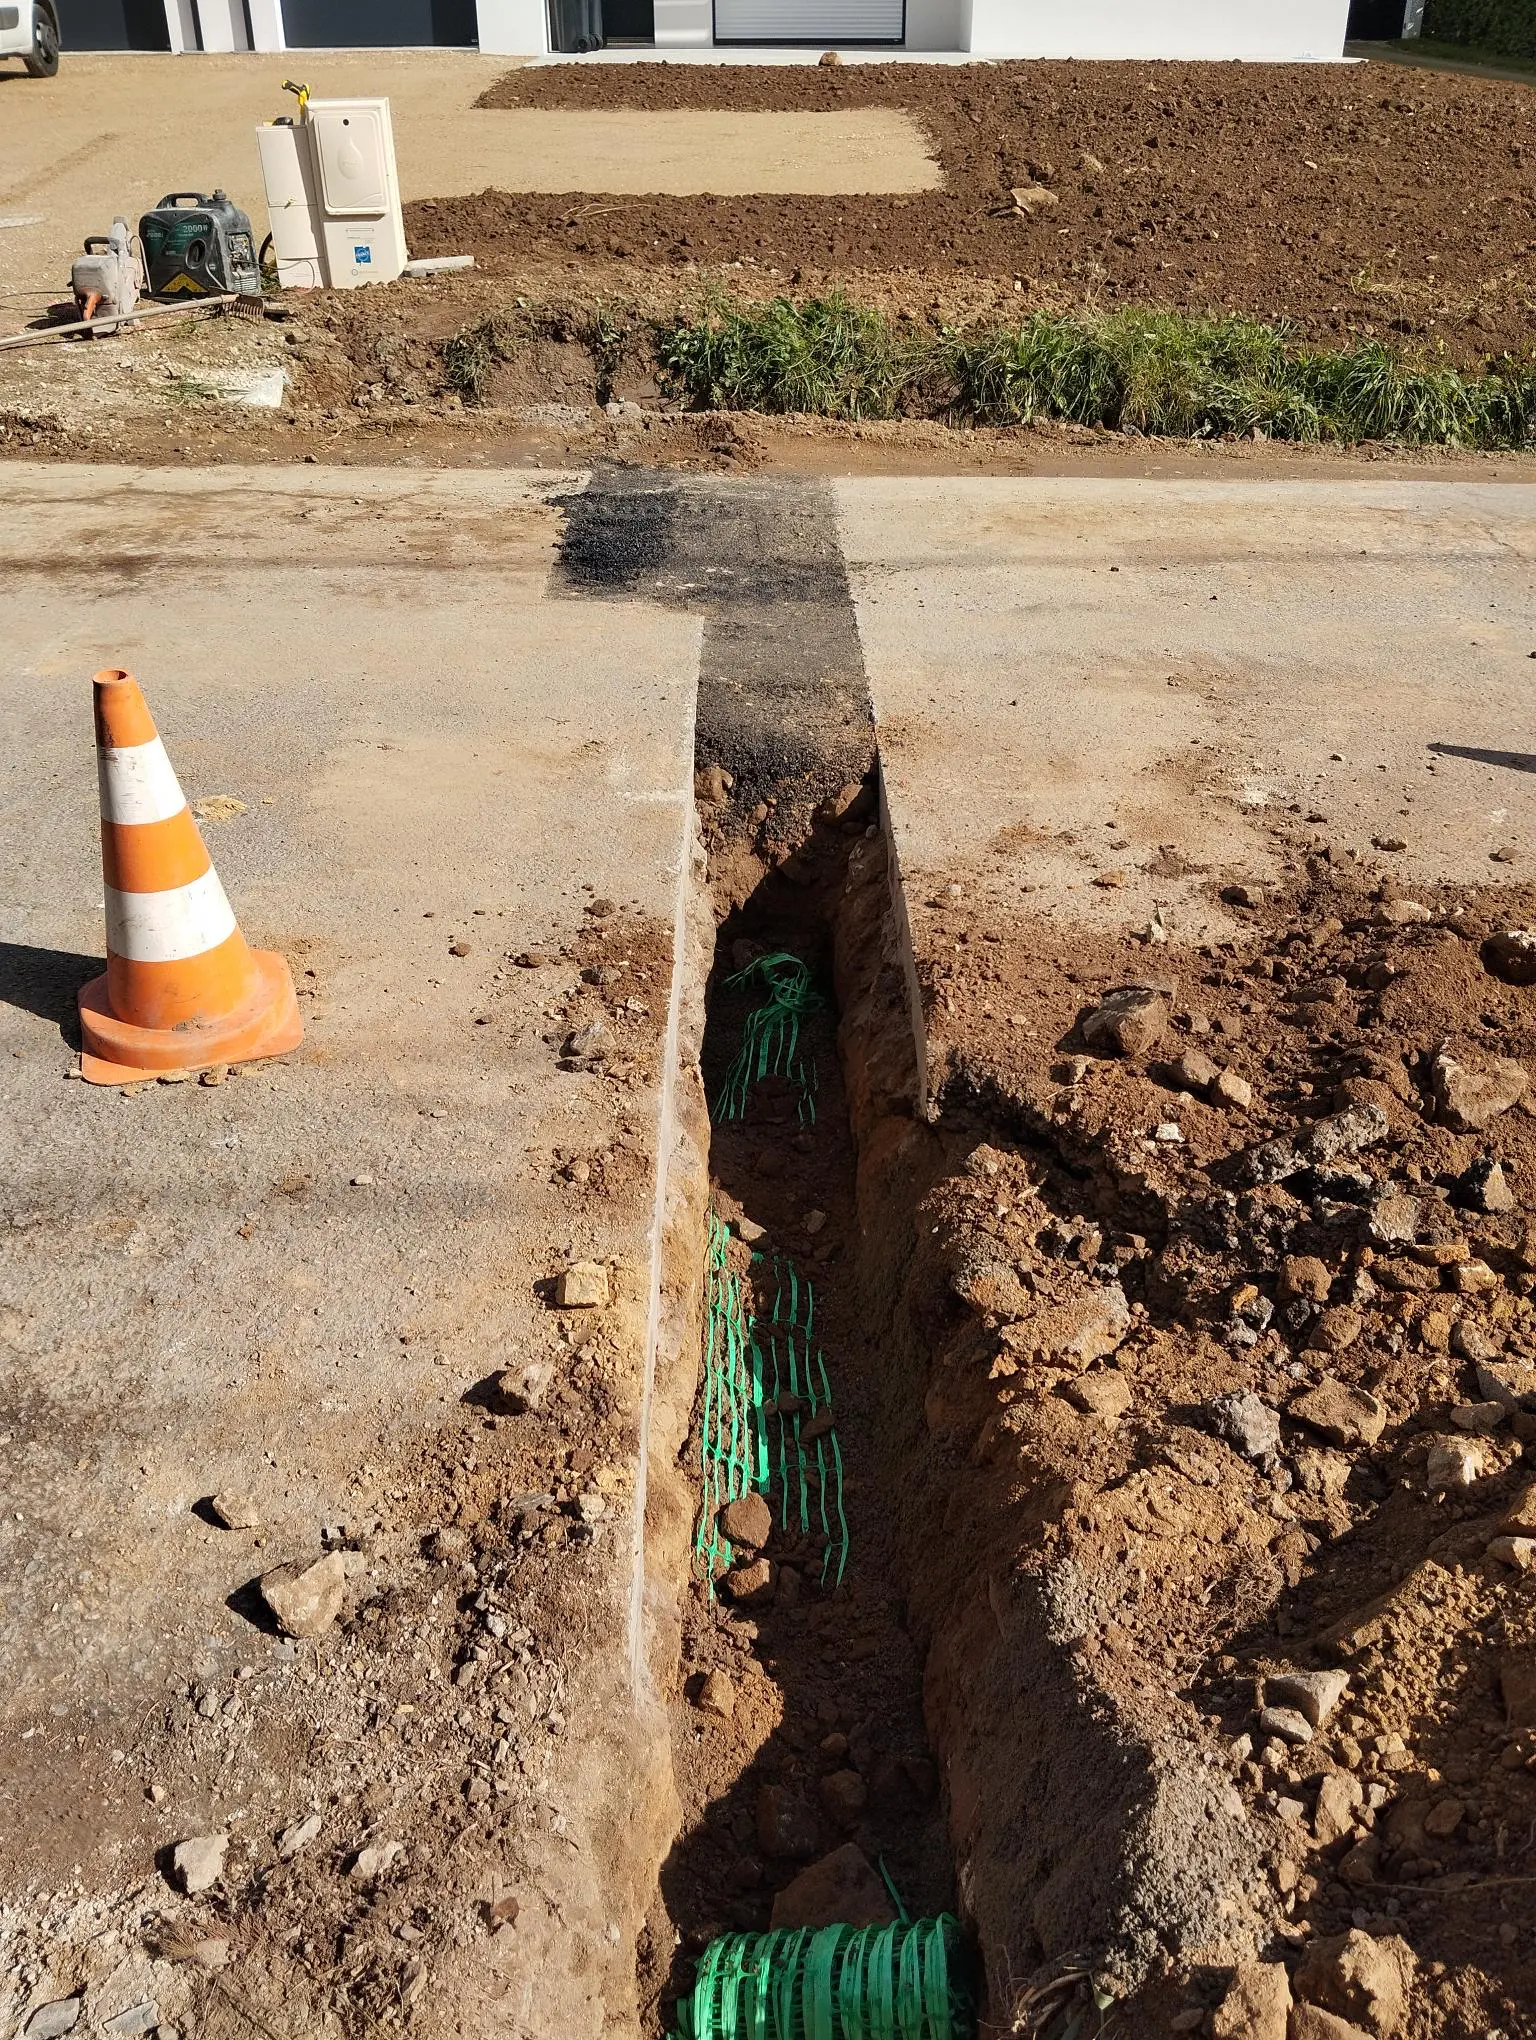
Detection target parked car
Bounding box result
[0,2,60,75]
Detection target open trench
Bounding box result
[559,467,1536,2040]
[643,805,963,2030]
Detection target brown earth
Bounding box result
[402,57,1536,367]
[809,814,1536,2036]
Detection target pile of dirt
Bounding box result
[825,829,1536,2035]
[405,58,1536,366]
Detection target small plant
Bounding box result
[443,315,520,405]
[658,292,918,420]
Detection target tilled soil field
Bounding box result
[403,58,1536,366]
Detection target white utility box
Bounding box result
[256,95,407,291]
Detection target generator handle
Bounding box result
[83,235,111,253]
[155,193,212,210]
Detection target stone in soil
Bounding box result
[720,1557,776,1604]
[768,1843,897,1931]
[169,1833,228,1895]
[1266,1668,1348,1727]
[1258,1704,1313,1746]
[102,2006,158,2037]
[1482,928,1536,984]
[817,1769,868,1827]
[257,1552,346,1639]
[1289,1376,1385,1449]
[23,2002,82,2040]
[1211,1960,1289,2040]
[1430,1047,1527,1132]
[1065,1370,1133,1420]
[1293,1928,1414,2037]
[208,1492,260,1529]
[1289,2012,1372,2040]
[1208,1390,1281,1461]
[277,1811,324,1859]
[1313,1770,1363,1847]
[1500,1479,1536,1535]
[755,1785,819,1861]
[1081,984,1169,1058]
[1451,1154,1516,1214]
[696,1669,736,1719]
[719,1492,773,1550]
[556,1259,610,1307]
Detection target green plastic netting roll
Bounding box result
[674,1916,973,2040]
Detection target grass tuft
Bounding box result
[656,298,1536,448]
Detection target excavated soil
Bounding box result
[806,818,1536,2037]
[413,57,1536,366]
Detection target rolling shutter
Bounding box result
[713,0,903,40]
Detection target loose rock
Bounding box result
[1427,1435,1485,1488]
[721,1558,776,1606]
[1290,1377,1386,1449]
[768,1843,897,1929]
[1293,1928,1415,2037]
[719,1492,773,1550]
[257,1553,346,1640]
[556,1260,609,1308]
[1211,1959,1290,2040]
[1431,1047,1527,1131]
[1082,984,1170,1058]
[207,1492,259,1530]
[1258,1704,1314,1746]
[1451,1155,1516,1214]
[23,2001,82,2040]
[169,1834,228,1895]
[1212,1069,1254,1111]
[1209,1390,1281,1461]
[1268,1668,1349,1727]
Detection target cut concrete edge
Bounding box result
[628,652,707,1701]
[876,745,934,1125]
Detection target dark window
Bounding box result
[61,0,174,48]
[280,0,478,44]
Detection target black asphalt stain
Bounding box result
[555,466,875,834]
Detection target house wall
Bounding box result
[966,0,1349,57]
[145,0,1349,57]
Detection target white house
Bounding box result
[67,0,1351,61]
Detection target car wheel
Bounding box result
[23,7,60,76]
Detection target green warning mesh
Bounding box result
[695,1219,850,1594]
[714,952,824,1125]
[674,1916,973,2040]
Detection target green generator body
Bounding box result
[138,191,262,299]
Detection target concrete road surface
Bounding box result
[840,477,1536,962]
[0,461,701,2038]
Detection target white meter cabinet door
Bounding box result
[312,106,391,217]
[712,0,903,37]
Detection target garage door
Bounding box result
[63,0,172,47]
[713,0,902,39]
[280,0,477,43]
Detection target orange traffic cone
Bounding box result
[77,668,303,1085]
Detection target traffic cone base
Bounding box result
[79,947,302,1085]
[77,666,303,1085]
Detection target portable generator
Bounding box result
[138,191,261,299]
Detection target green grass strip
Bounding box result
[658,294,1536,449]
